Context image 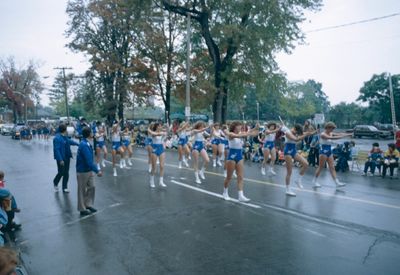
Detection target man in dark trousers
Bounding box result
[76,127,103,216]
[53,124,79,193]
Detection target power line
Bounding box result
[306,12,400,33]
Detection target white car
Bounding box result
[1,124,14,135]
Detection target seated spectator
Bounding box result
[382,143,399,179]
[0,172,21,233]
[363,143,383,176]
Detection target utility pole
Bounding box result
[54,67,73,121]
[389,73,397,142]
[185,13,191,122]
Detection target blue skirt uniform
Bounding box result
[152,144,165,156]
[227,148,243,163]
[284,143,297,158]
[192,141,204,152]
[264,141,275,150]
[320,144,332,157]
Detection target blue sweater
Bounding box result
[76,138,99,173]
[53,133,79,161]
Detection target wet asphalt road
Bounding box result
[0,136,399,275]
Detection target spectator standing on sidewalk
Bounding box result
[53,124,79,193]
[76,127,103,216]
[396,128,400,151]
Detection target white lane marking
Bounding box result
[304,229,327,238]
[259,203,348,230]
[170,180,261,209]
[128,157,400,211]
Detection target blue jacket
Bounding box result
[53,134,79,161]
[76,138,99,173]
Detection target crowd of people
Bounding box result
[47,117,399,215]
[0,117,399,251]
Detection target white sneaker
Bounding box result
[183,159,189,167]
[224,170,227,177]
[178,161,182,169]
[233,171,237,178]
[199,169,206,180]
[120,160,124,168]
[238,193,251,202]
[188,155,191,160]
[113,168,117,177]
[213,160,216,167]
[150,176,155,188]
[63,188,70,193]
[261,167,266,175]
[269,168,276,176]
[295,178,304,189]
[101,160,106,167]
[286,186,296,196]
[195,173,202,184]
[97,164,101,171]
[313,180,321,188]
[127,159,132,166]
[54,186,59,192]
[159,178,167,187]
[335,179,346,188]
[217,160,222,167]
[223,191,230,201]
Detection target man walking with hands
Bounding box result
[76,127,103,216]
[53,124,79,193]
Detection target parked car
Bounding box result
[1,124,14,135]
[377,124,398,137]
[353,125,391,139]
[11,124,31,140]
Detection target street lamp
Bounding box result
[256,101,260,123]
[185,13,191,122]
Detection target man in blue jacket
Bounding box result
[53,124,79,193]
[76,127,103,216]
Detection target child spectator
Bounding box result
[363,143,383,176]
[382,143,399,179]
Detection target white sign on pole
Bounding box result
[185,107,191,118]
[314,113,325,125]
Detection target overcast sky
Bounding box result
[0,0,399,106]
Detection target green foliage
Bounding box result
[163,0,322,122]
[327,102,370,128]
[357,73,400,123]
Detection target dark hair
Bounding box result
[82,126,91,138]
[388,143,396,149]
[151,122,161,132]
[0,171,3,180]
[58,124,67,133]
[294,124,303,135]
[372,142,379,147]
[229,121,242,132]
